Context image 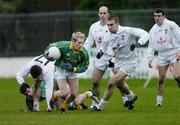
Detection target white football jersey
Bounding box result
[101,25,149,59]
[16,55,55,85]
[84,21,109,51]
[148,18,180,58]
[16,55,55,108]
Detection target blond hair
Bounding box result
[71,31,86,42]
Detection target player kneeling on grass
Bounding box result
[19,81,55,112]
[16,54,55,112]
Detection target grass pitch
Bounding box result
[0,78,180,125]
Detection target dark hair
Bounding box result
[154,8,165,16]
[108,15,119,24]
[19,83,30,95]
[30,65,42,78]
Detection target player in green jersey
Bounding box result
[45,32,89,113]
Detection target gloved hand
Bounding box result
[130,44,136,51]
[64,62,73,72]
[96,50,104,59]
[108,58,115,68]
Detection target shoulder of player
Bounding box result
[52,41,70,49]
[164,18,178,29]
[149,24,157,33]
[90,21,101,29]
[117,26,131,33]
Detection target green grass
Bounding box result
[0,78,180,125]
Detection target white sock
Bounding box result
[47,101,51,109]
[157,95,163,105]
[98,99,107,110]
[127,91,134,101]
[122,95,128,103]
[33,101,40,111]
[91,101,98,107]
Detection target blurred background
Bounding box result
[0,0,179,57]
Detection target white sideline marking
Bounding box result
[143,75,152,88]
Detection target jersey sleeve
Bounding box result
[147,29,156,59]
[84,24,95,50]
[16,62,31,85]
[128,27,149,45]
[170,22,180,50]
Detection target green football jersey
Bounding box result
[40,81,46,98]
[46,41,89,73]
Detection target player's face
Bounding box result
[107,20,118,34]
[154,12,165,26]
[73,38,84,51]
[98,10,109,23]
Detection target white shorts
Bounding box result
[54,67,78,80]
[94,54,112,71]
[158,50,178,66]
[113,58,137,76]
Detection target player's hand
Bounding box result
[148,59,153,68]
[96,50,104,59]
[63,62,73,72]
[108,58,115,68]
[130,44,136,51]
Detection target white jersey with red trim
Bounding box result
[84,21,109,51]
[148,18,180,59]
[101,25,149,59]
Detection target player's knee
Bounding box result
[108,83,115,90]
[158,78,164,85]
[116,81,124,89]
[61,91,70,98]
[93,81,100,87]
[70,93,77,99]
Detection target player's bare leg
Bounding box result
[156,65,168,106]
[57,79,70,112]
[98,70,137,110]
[61,78,78,112]
[171,62,180,88]
[117,82,129,107]
[91,68,104,107]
